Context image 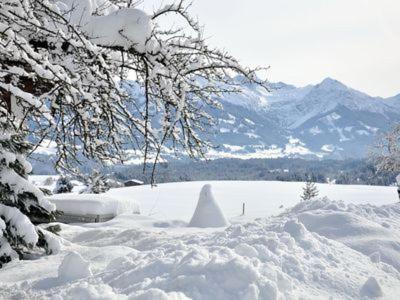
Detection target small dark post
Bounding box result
[242,203,245,216]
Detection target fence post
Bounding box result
[242,203,245,216]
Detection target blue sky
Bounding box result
[140,0,400,97]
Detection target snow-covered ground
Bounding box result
[107,181,398,221]
[1,180,400,299]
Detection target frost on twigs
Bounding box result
[0,0,266,265]
[1,0,268,181]
[189,184,229,228]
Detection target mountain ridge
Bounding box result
[207,77,400,159]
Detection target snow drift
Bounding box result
[1,189,400,299]
[188,184,229,228]
[48,193,140,216]
[283,197,400,272]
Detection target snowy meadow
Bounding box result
[1,180,400,299]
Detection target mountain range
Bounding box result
[204,77,400,160]
[33,77,400,164]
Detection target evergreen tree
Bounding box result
[301,179,319,201]
[81,171,110,194]
[53,176,73,194]
[0,120,58,267]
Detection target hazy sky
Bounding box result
[139,0,400,97]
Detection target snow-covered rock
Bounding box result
[188,184,229,228]
[58,252,92,283]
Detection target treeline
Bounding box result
[109,158,396,186]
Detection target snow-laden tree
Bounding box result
[0,119,58,267]
[372,124,400,174]
[80,170,110,194]
[301,179,319,201]
[53,175,73,194]
[0,0,266,265]
[371,124,400,199]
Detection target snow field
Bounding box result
[106,181,398,221]
[1,181,399,299]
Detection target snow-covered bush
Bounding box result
[0,0,265,265]
[80,170,110,194]
[300,180,319,201]
[53,176,73,194]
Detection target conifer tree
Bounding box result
[81,170,110,194]
[0,118,58,267]
[53,176,73,194]
[301,179,319,201]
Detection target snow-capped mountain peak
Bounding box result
[213,77,400,159]
[317,77,348,91]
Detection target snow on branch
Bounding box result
[0,0,268,180]
[371,124,400,173]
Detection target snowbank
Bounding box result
[48,193,140,216]
[283,197,400,272]
[188,184,229,228]
[1,182,400,299]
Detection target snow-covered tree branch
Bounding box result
[0,0,267,265]
[371,124,400,174]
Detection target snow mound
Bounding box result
[359,277,383,298]
[2,187,400,299]
[284,198,400,271]
[48,193,140,216]
[58,252,92,283]
[283,219,307,240]
[84,8,152,52]
[188,184,229,228]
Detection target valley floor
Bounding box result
[1,181,400,299]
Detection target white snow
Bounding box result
[1,181,400,299]
[83,8,152,52]
[58,252,92,283]
[360,277,384,298]
[321,144,335,152]
[56,1,152,52]
[188,184,229,228]
[48,193,140,216]
[107,181,398,221]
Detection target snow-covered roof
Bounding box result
[48,193,140,216]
